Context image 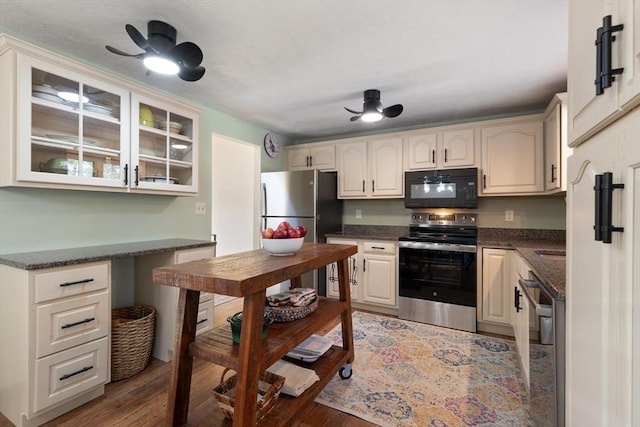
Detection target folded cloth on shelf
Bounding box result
[266,359,320,397]
[266,288,317,307]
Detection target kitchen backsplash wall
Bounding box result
[343,195,566,230]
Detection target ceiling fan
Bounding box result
[344,89,404,122]
[105,20,205,82]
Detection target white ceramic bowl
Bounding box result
[158,120,183,134]
[262,237,304,256]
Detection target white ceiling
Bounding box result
[0,0,568,141]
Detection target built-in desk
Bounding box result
[0,238,215,427]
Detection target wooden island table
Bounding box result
[152,243,358,426]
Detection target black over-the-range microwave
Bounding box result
[404,167,478,209]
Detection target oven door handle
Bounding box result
[398,241,476,253]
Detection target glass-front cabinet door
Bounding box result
[17,56,129,188]
[131,93,197,193]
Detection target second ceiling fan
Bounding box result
[345,89,403,122]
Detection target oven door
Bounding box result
[398,242,477,307]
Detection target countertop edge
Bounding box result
[0,238,216,270]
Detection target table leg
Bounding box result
[232,289,267,426]
[165,288,199,426]
[290,275,302,288]
[337,257,354,358]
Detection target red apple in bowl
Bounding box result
[262,227,274,239]
[277,221,291,232]
[273,229,288,239]
[295,225,307,237]
[288,228,301,238]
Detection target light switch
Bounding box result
[505,210,514,222]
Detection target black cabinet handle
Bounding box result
[551,164,557,183]
[59,278,94,287]
[432,149,435,164]
[362,180,365,192]
[309,156,313,167]
[134,165,139,186]
[124,164,128,186]
[60,366,93,381]
[61,317,95,329]
[362,259,366,273]
[483,174,487,189]
[594,172,624,243]
[596,15,624,95]
[371,246,385,250]
[444,148,448,163]
[196,318,208,325]
[328,262,337,283]
[306,156,310,167]
[372,180,375,192]
[350,258,357,286]
[514,286,522,312]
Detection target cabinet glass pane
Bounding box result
[84,84,121,121]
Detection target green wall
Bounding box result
[0,106,289,255]
[343,195,566,229]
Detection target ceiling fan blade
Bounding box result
[178,66,206,82]
[383,104,404,118]
[344,107,362,115]
[105,45,144,58]
[171,42,203,68]
[350,115,361,122]
[125,24,148,50]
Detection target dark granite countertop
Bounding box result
[325,225,409,241]
[0,238,215,270]
[478,229,566,301]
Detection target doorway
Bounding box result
[211,133,260,305]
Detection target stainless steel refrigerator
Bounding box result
[261,170,343,291]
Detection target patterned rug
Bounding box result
[315,311,554,426]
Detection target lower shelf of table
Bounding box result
[259,345,352,426]
[190,296,350,371]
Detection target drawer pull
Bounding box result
[196,318,208,325]
[60,365,93,381]
[371,246,385,250]
[61,317,96,329]
[59,278,95,287]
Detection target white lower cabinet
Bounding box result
[0,261,111,427]
[510,251,532,388]
[326,238,397,309]
[135,246,216,361]
[480,248,512,326]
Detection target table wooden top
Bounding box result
[152,243,357,297]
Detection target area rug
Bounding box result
[314,311,554,426]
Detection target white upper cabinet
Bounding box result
[338,137,403,198]
[480,117,544,195]
[131,93,198,194]
[286,144,335,171]
[568,0,640,146]
[543,93,570,193]
[0,35,200,195]
[406,127,476,170]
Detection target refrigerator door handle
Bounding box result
[262,183,268,217]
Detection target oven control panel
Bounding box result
[410,212,477,226]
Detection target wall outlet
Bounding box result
[195,202,206,215]
[355,209,362,219]
[505,210,514,222]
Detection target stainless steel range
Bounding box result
[398,212,477,332]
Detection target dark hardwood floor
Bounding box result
[0,300,374,427]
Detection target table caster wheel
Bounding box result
[339,363,352,379]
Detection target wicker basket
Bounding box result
[266,297,318,322]
[111,305,156,381]
[212,368,285,421]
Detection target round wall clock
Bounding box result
[264,133,280,158]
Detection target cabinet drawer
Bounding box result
[35,262,110,303]
[196,300,214,335]
[34,337,108,413]
[362,241,395,254]
[36,290,109,358]
[199,292,213,303]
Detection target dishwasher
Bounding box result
[520,272,565,427]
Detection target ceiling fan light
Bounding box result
[361,111,383,122]
[143,55,179,75]
[57,91,89,104]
